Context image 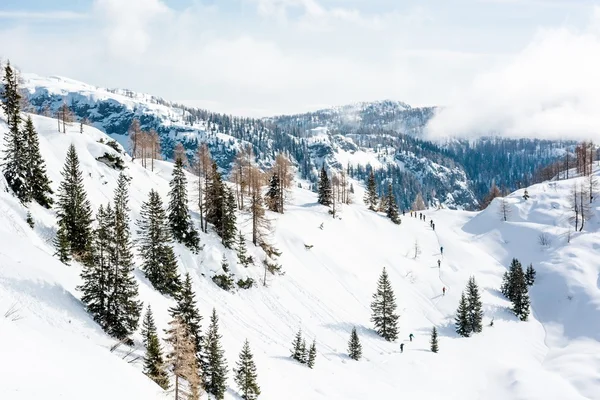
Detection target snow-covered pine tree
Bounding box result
[165,316,201,400]
[236,230,251,267]
[1,61,28,202]
[347,327,362,361]
[53,221,71,264]
[510,264,530,321]
[364,170,378,211]
[23,116,53,208]
[137,189,181,297]
[222,186,238,249]
[317,164,332,206]
[169,273,204,368]
[168,157,200,251]
[300,339,307,364]
[386,183,401,224]
[234,339,261,400]
[430,326,439,353]
[307,339,317,369]
[291,328,304,362]
[212,255,234,291]
[525,263,536,286]
[142,306,169,390]
[204,308,228,400]
[266,172,282,212]
[79,204,112,329]
[56,144,93,257]
[466,276,483,334]
[105,173,141,341]
[454,291,469,337]
[370,267,399,341]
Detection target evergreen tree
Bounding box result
[466,276,483,334]
[317,164,332,206]
[300,339,307,364]
[454,291,469,337]
[234,339,261,400]
[165,316,201,400]
[510,264,531,321]
[266,172,282,213]
[137,189,181,296]
[169,273,204,368]
[502,258,523,301]
[23,116,53,208]
[53,221,71,264]
[222,186,238,249]
[347,327,362,361]
[79,204,112,330]
[142,306,169,390]
[386,183,401,224]
[364,170,378,211]
[291,328,305,362]
[430,326,439,353]
[1,62,28,201]
[525,263,536,286]
[204,308,228,400]
[105,173,141,340]
[168,157,200,251]
[236,230,251,267]
[500,271,511,299]
[56,144,93,257]
[307,339,317,369]
[370,267,399,341]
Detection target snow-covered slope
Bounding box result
[0,113,598,399]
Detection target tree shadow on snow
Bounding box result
[321,322,380,339]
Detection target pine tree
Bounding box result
[236,230,251,267]
[502,258,522,301]
[169,273,204,368]
[430,326,439,353]
[307,339,316,369]
[165,316,201,400]
[364,170,378,211]
[142,306,169,390]
[454,291,469,337]
[500,271,511,299]
[137,189,181,296]
[317,164,332,206]
[1,62,28,201]
[466,276,483,334]
[291,328,304,362]
[168,157,200,251]
[347,327,362,361]
[222,186,238,249]
[204,308,228,400]
[386,183,401,224]
[370,267,399,341]
[54,221,71,264]
[510,264,530,321]
[300,339,307,364]
[234,339,261,400]
[79,204,112,330]
[266,172,282,213]
[525,263,536,286]
[56,144,93,257]
[105,173,141,340]
[23,116,53,208]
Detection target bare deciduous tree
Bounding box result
[498,197,511,222]
[128,119,141,161]
[165,317,202,400]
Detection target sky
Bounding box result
[1,0,600,139]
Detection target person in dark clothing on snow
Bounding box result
[440,246,443,255]
[409,333,414,342]
[442,287,446,296]
[437,259,441,268]
[400,343,404,353]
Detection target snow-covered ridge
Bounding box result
[0,111,598,399]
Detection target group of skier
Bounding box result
[399,333,415,353]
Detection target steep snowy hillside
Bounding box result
[0,113,598,400]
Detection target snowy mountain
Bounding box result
[12,71,567,210]
[0,111,598,400]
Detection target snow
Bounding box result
[0,112,599,399]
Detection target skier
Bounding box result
[430,220,433,227]
[437,259,441,268]
[409,333,414,342]
[432,223,435,231]
[440,246,443,255]
[442,286,446,296]
[400,343,404,353]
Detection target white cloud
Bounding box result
[0,11,88,20]
[426,7,600,141]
